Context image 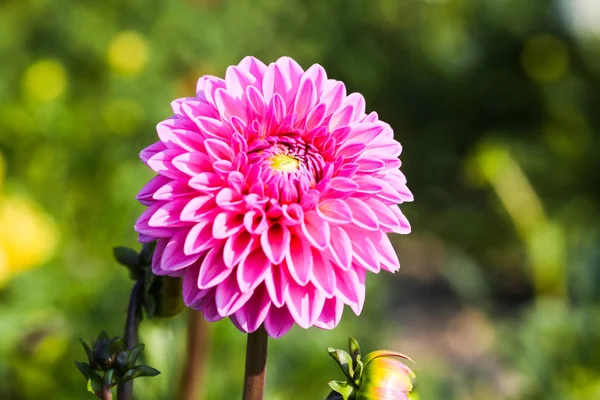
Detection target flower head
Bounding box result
[135,56,412,338]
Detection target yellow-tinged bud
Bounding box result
[327,338,415,400]
[356,352,415,400]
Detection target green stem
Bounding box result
[117,280,143,400]
[242,326,269,400]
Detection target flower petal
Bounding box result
[261,223,290,265]
[237,247,271,292]
[300,211,330,250]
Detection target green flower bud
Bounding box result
[327,338,415,400]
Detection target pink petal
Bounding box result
[237,248,271,292]
[285,234,313,285]
[172,152,211,176]
[151,238,168,276]
[317,198,352,224]
[328,226,352,270]
[300,211,330,250]
[135,203,176,238]
[185,220,217,255]
[148,199,189,228]
[198,246,233,289]
[368,230,400,272]
[180,195,215,222]
[225,65,257,98]
[244,209,269,234]
[147,148,188,179]
[232,285,271,333]
[161,229,201,272]
[237,56,268,82]
[264,305,295,338]
[346,198,379,231]
[204,138,235,162]
[351,233,381,273]
[153,179,195,201]
[285,282,326,329]
[214,88,247,122]
[136,175,170,205]
[293,77,317,121]
[182,262,206,307]
[261,223,290,265]
[310,248,336,298]
[223,230,254,268]
[212,212,244,239]
[140,142,167,164]
[188,172,223,192]
[333,266,362,313]
[215,273,254,316]
[314,297,344,330]
[264,264,289,307]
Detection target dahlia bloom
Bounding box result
[135,56,412,338]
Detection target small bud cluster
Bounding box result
[75,332,159,399]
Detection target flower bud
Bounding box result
[327,338,415,400]
[356,351,415,400]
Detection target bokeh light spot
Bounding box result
[107,31,150,75]
[0,195,59,275]
[103,98,144,136]
[522,34,569,82]
[22,59,68,102]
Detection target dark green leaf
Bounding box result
[113,246,140,268]
[128,344,145,369]
[80,339,94,364]
[122,365,160,382]
[75,361,94,380]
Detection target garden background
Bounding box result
[1,0,599,399]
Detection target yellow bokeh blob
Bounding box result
[107,31,150,75]
[522,34,569,82]
[22,59,68,102]
[0,150,5,191]
[0,195,58,284]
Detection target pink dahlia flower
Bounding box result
[135,56,412,338]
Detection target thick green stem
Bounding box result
[117,280,143,400]
[242,326,268,400]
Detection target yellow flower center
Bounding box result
[270,154,300,172]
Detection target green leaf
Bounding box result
[108,337,125,354]
[113,246,140,268]
[122,365,161,382]
[128,344,145,368]
[97,331,109,342]
[75,361,93,380]
[104,369,115,388]
[87,377,103,397]
[348,337,361,362]
[328,348,355,381]
[80,339,94,364]
[328,380,355,400]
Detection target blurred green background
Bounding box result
[1,0,600,399]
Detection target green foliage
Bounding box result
[75,332,159,398]
[0,0,599,399]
